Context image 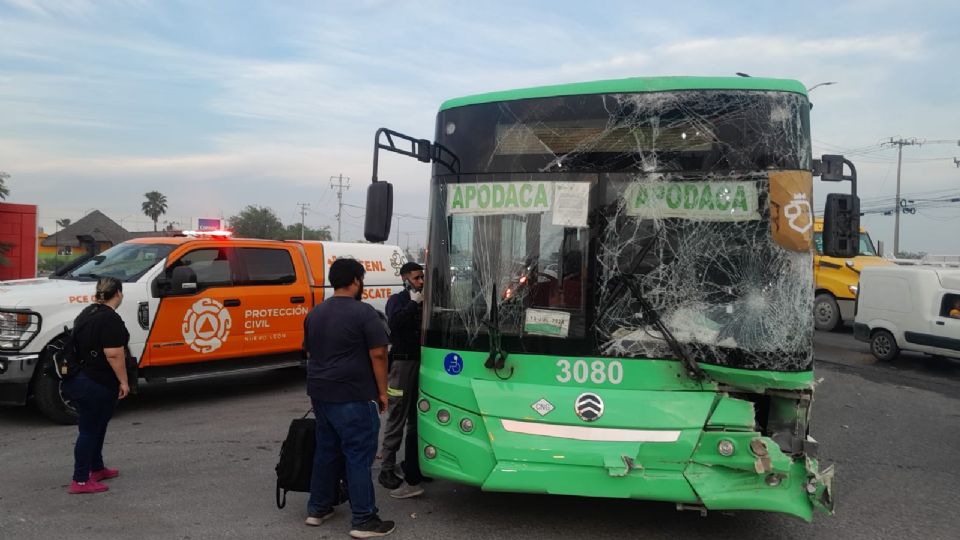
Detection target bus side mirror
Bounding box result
[364,181,394,243]
[822,193,860,258]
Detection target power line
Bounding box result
[341,202,427,220]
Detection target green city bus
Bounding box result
[365,76,860,520]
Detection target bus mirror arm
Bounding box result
[372,128,433,184]
[367,128,462,243]
[371,127,461,181]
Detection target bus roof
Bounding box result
[439,76,808,112]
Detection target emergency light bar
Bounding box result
[182,230,233,238]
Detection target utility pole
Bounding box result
[329,174,350,241]
[296,202,310,240]
[884,137,921,257]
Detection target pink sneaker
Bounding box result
[90,468,119,482]
[69,479,109,494]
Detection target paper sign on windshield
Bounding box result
[624,181,759,221]
[552,182,590,228]
[524,309,571,338]
[447,181,552,215]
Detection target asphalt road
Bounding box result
[1,331,958,540]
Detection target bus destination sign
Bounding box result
[624,181,759,221]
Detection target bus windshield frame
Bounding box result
[424,89,816,372]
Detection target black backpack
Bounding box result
[50,305,103,380]
[275,410,349,509]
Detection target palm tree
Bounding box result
[0,171,10,200]
[141,191,168,231]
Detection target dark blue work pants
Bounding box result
[63,371,117,482]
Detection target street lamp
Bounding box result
[807,81,838,92]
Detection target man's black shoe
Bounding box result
[349,516,395,538]
[378,470,402,490]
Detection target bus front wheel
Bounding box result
[814,293,841,331]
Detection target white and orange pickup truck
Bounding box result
[0,232,407,423]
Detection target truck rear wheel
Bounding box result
[33,340,79,425]
[814,293,841,331]
[870,330,899,362]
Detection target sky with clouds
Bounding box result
[1,0,958,254]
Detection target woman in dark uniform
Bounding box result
[63,276,131,494]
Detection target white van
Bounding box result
[853,266,960,361]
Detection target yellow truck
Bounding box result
[813,218,892,330]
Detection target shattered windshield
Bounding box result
[63,243,173,283]
[425,90,814,371]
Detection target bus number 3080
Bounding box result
[555,359,624,385]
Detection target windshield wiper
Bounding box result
[616,227,704,381]
[620,275,704,381]
[483,284,508,372]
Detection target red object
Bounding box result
[89,467,119,482]
[0,202,38,280]
[68,479,109,494]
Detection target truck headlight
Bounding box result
[0,311,41,350]
[848,285,858,296]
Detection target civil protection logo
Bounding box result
[182,298,232,354]
[784,193,813,234]
[574,392,604,422]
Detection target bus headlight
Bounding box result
[418,399,430,412]
[437,409,451,424]
[459,418,474,433]
[424,445,438,459]
[0,311,41,351]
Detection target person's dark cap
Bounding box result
[400,262,423,275]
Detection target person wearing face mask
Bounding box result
[62,276,131,494]
[379,262,425,499]
[303,258,394,538]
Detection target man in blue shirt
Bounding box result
[304,258,394,538]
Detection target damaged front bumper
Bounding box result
[418,392,835,521]
[684,432,834,520]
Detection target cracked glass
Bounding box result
[425,89,814,371]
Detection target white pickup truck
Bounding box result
[0,234,406,423]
